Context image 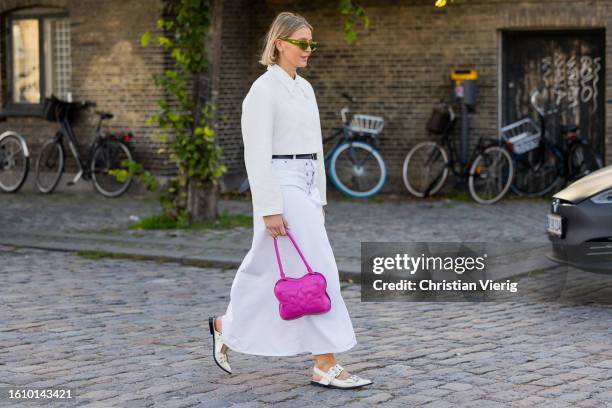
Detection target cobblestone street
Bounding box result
[2,246,612,407]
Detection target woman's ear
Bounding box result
[274,39,282,54]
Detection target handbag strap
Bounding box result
[273,228,313,278]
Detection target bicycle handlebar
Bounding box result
[340,93,357,125]
[530,89,558,117]
[52,99,98,126]
[341,93,357,103]
[340,107,350,125]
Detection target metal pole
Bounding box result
[461,102,469,165]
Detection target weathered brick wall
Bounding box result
[218,0,612,193]
[0,0,172,176]
[214,0,258,189]
[70,0,172,175]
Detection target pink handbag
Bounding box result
[273,228,331,320]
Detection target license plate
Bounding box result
[547,213,563,237]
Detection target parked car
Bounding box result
[546,165,612,274]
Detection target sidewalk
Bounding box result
[0,191,558,281]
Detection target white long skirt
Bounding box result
[220,157,357,356]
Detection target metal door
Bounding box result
[502,30,605,157]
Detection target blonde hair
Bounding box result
[259,11,313,66]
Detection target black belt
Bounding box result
[272,153,317,160]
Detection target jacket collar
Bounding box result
[267,63,303,94]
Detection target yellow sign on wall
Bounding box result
[451,69,478,84]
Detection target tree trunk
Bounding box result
[187,181,219,223]
[186,0,224,224]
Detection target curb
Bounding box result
[0,231,363,284]
[1,231,558,286]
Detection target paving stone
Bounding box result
[439,382,473,392]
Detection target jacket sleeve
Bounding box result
[312,89,327,207]
[241,83,284,217]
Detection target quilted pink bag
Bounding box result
[273,228,331,320]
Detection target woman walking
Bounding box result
[209,11,373,389]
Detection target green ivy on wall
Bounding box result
[339,0,369,44]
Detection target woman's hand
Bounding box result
[321,206,325,225]
[263,214,289,238]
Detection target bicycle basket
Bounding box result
[348,114,384,136]
[426,105,452,134]
[500,118,541,155]
[42,95,74,123]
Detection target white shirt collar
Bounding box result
[267,63,302,94]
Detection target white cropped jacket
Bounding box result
[241,63,327,217]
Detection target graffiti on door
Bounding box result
[502,31,605,156]
[541,54,602,114]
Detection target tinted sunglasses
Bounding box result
[279,37,318,52]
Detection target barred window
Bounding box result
[5,7,70,113]
[45,17,71,101]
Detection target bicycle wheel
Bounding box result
[511,146,562,197]
[35,138,64,194]
[91,139,133,197]
[0,133,29,193]
[568,143,603,181]
[328,141,386,198]
[402,141,449,197]
[469,146,514,204]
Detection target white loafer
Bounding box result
[208,316,232,374]
[311,363,373,389]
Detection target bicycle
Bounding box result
[0,115,30,193]
[402,100,514,204]
[35,95,134,197]
[322,93,387,198]
[508,89,603,197]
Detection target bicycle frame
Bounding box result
[528,99,571,178]
[54,112,108,185]
[322,127,345,163]
[421,119,503,197]
[435,119,498,179]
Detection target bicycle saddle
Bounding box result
[95,111,114,120]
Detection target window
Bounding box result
[4,7,71,115]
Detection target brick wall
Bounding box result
[218,0,612,193]
[4,0,609,194]
[214,0,258,189]
[0,0,172,176]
